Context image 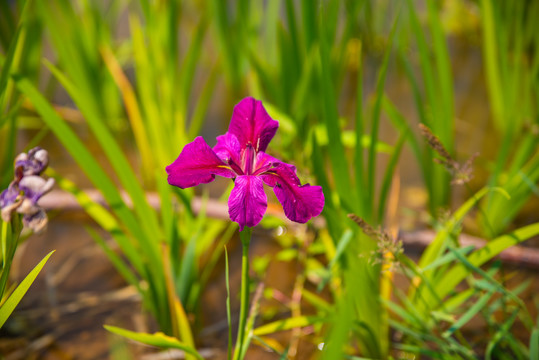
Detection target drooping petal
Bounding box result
[18,176,55,204]
[0,182,20,208]
[22,209,48,234]
[228,175,267,231]
[166,136,235,189]
[17,197,41,218]
[17,177,54,228]
[261,164,324,224]
[228,97,278,152]
[0,182,22,223]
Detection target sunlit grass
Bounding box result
[1,0,538,359]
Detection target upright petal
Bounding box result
[15,147,49,176]
[166,136,235,189]
[253,152,296,176]
[229,97,278,152]
[261,164,324,224]
[228,175,267,231]
[213,132,243,174]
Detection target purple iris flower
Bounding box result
[0,147,54,233]
[166,97,324,231]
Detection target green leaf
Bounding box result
[447,247,524,307]
[480,0,505,132]
[0,250,54,328]
[531,326,539,360]
[318,5,355,212]
[48,169,145,276]
[253,316,322,336]
[377,130,407,222]
[485,308,520,360]
[13,75,144,249]
[43,61,163,256]
[86,227,141,294]
[225,247,232,360]
[300,289,332,313]
[383,299,420,328]
[419,187,505,269]
[15,75,168,327]
[435,222,539,305]
[366,13,399,221]
[422,245,476,272]
[104,325,203,360]
[443,289,494,338]
[426,0,454,145]
[317,230,353,291]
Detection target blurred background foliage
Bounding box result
[1,0,539,358]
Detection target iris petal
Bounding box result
[23,209,48,233]
[261,164,324,224]
[0,183,22,223]
[228,97,278,152]
[15,147,49,176]
[18,176,55,204]
[228,175,267,231]
[214,132,241,164]
[166,136,235,189]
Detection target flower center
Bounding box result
[242,143,256,175]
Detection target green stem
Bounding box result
[0,216,21,301]
[233,227,252,360]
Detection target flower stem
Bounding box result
[233,227,252,360]
[0,217,21,300]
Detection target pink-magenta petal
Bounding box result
[166,136,235,189]
[251,151,285,176]
[261,164,324,224]
[213,132,241,164]
[228,175,267,231]
[253,151,278,171]
[228,97,278,152]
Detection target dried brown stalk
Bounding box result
[418,123,478,185]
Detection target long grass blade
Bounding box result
[100,46,155,183]
[253,316,322,336]
[367,13,398,222]
[435,222,539,303]
[0,250,54,328]
[443,289,494,338]
[531,326,539,360]
[104,325,202,360]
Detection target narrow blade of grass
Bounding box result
[100,46,155,183]
[367,13,398,222]
[531,326,539,360]
[318,15,355,212]
[0,250,54,328]
[435,222,539,304]
[225,246,232,360]
[104,326,202,360]
[253,316,322,336]
[442,289,494,338]
[480,0,505,132]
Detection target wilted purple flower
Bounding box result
[15,147,49,177]
[166,97,324,230]
[0,147,54,233]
